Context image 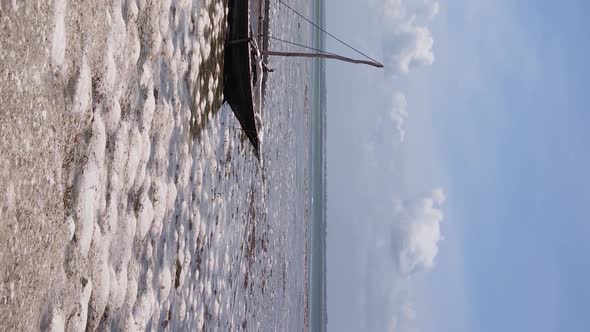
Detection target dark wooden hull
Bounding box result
[224,0,261,159]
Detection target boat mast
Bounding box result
[261,50,383,68]
[270,0,384,69]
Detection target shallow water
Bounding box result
[0,0,311,330]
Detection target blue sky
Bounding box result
[326,0,590,331]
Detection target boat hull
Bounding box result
[224,0,262,159]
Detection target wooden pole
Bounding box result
[261,50,383,68]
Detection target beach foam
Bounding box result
[51,0,68,69]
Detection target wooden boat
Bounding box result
[223,0,263,160]
[224,0,382,160]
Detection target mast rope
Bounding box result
[265,35,340,57]
[275,0,382,65]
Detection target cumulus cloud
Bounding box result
[360,90,407,168]
[381,0,439,74]
[388,300,420,332]
[392,188,446,275]
[390,91,408,142]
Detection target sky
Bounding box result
[326,0,590,331]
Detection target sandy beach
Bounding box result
[0,0,311,330]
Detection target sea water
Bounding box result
[309,0,328,330]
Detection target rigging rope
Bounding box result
[265,35,339,57]
[275,0,381,65]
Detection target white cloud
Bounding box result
[381,0,439,74]
[376,188,446,331]
[390,91,408,142]
[392,188,446,275]
[359,91,407,169]
[388,300,420,332]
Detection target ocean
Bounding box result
[0,0,323,330]
[309,0,328,331]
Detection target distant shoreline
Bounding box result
[309,0,328,330]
